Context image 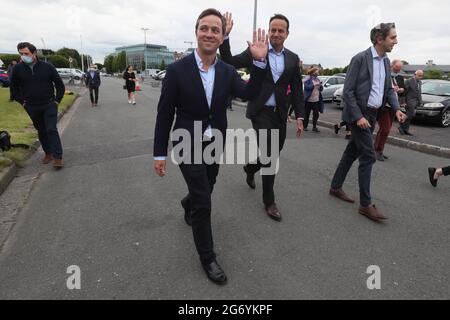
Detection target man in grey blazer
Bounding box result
[399,70,424,135]
[329,23,406,222]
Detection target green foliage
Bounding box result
[0,54,21,68]
[423,69,443,80]
[115,51,127,72]
[45,55,70,68]
[103,55,114,73]
[158,59,167,71]
[56,48,81,68]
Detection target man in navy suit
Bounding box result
[153,8,268,285]
[329,23,406,222]
[85,64,101,107]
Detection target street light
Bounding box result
[141,27,149,74]
[253,0,258,32]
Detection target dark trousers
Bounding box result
[246,107,287,205]
[331,108,378,207]
[180,162,220,265]
[24,102,63,159]
[374,107,394,154]
[304,101,320,129]
[89,86,99,104]
[9,87,14,101]
[400,103,416,132]
[443,166,450,176]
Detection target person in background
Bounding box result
[428,166,450,187]
[85,64,101,107]
[303,67,324,133]
[7,59,18,101]
[399,69,423,136]
[11,42,65,169]
[123,65,137,105]
[334,121,352,139]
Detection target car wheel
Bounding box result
[440,109,450,127]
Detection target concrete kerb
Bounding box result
[232,99,450,160]
[0,93,81,196]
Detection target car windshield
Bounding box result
[318,76,329,82]
[421,82,450,96]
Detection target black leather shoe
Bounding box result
[334,124,340,134]
[265,203,282,222]
[243,166,256,189]
[398,127,406,135]
[202,260,227,285]
[428,168,438,187]
[181,197,192,226]
[312,127,320,133]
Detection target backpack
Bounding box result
[0,131,30,152]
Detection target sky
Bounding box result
[0,0,449,67]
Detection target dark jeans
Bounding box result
[89,86,99,104]
[24,102,63,159]
[179,161,220,266]
[246,107,287,205]
[331,108,378,207]
[400,103,416,132]
[443,166,450,176]
[304,101,320,129]
[374,107,394,154]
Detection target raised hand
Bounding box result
[247,28,269,61]
[224,12,234,37]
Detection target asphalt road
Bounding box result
[0,77,448,299]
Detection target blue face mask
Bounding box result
[21,55,34,64]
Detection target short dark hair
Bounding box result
[195,8,226,35]
[370,23,396,45]
[270,14,290,32]
[17,42,37,54]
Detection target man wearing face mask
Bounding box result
[85,64,101,107]
[10,42,66,168]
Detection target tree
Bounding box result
[0,54,21,68]
[423,69,443,80]
[45,55,70,68]
[114,51,127,72]
[159,59,167,71]
[96,63,104,70]
[103,55,114,73]
[56,48,81,68]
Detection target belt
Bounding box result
[366,106,379,113]
[264,105,277,112]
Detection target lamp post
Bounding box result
[141,28,149,74]
[253,0,258,32]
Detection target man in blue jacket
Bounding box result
[85,64,101,107]
[11,42,66,168]
[153,8,268,285]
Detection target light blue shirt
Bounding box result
[265,42,285,107]
[367,46,387,109]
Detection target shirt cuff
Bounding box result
[154,157,166,161]
[297,118,305,121]
[253,60,267,69]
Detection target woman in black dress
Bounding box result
[123,65,137,105]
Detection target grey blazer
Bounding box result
[342,47,399,123]
[405,77,423,108]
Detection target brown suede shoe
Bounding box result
[359,205,388,222]
[329,188,355,203]
[265,203,282,222]
[53,159,64,169]
[42,154,53,164]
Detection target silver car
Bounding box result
[318,76,346,101]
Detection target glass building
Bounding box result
[115,44,175,70]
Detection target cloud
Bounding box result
[0,0,449,67]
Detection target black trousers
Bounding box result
[89,86,99,104]
[443,166,450,176]
[24,102,63,159]
[180,162,220,265]
[400,103,416,132]
[304,101,320,129]
[331,108,378,207]
[246,107,287,205]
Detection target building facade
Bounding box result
[115,44,175,70]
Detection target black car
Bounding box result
[414,80,450,127]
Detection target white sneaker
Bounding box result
[128,100,132,104]
[132,101,136,105]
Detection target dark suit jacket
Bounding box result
[393,74,406,105]
[405,77,422,108]
[153,53,266,158]
[219,39,305,121]
[342,47,399,123]
[85,70,101,87]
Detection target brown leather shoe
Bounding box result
[265,203,282,222]
[42,154,53,164]
[359,205,388,222]
[329,188,355,203]
[53,159,64,169]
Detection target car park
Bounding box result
[318,75,346,101]
[414,80,450,127]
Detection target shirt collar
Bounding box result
[194,49,217,72]
[371,46,387,60]
[269,42,285,55]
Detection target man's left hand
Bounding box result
[296,119,304,138]
[396,110,406,123]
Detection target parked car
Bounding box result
[56,68,85,81]
[318,75,346,101]
[413,80,450,127]
[153,70,166,80]
[333,86,344,108]
[0,70,10,87]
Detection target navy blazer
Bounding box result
[153,53,266,158]
[85,70,101,87]
[342,47,399,123]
